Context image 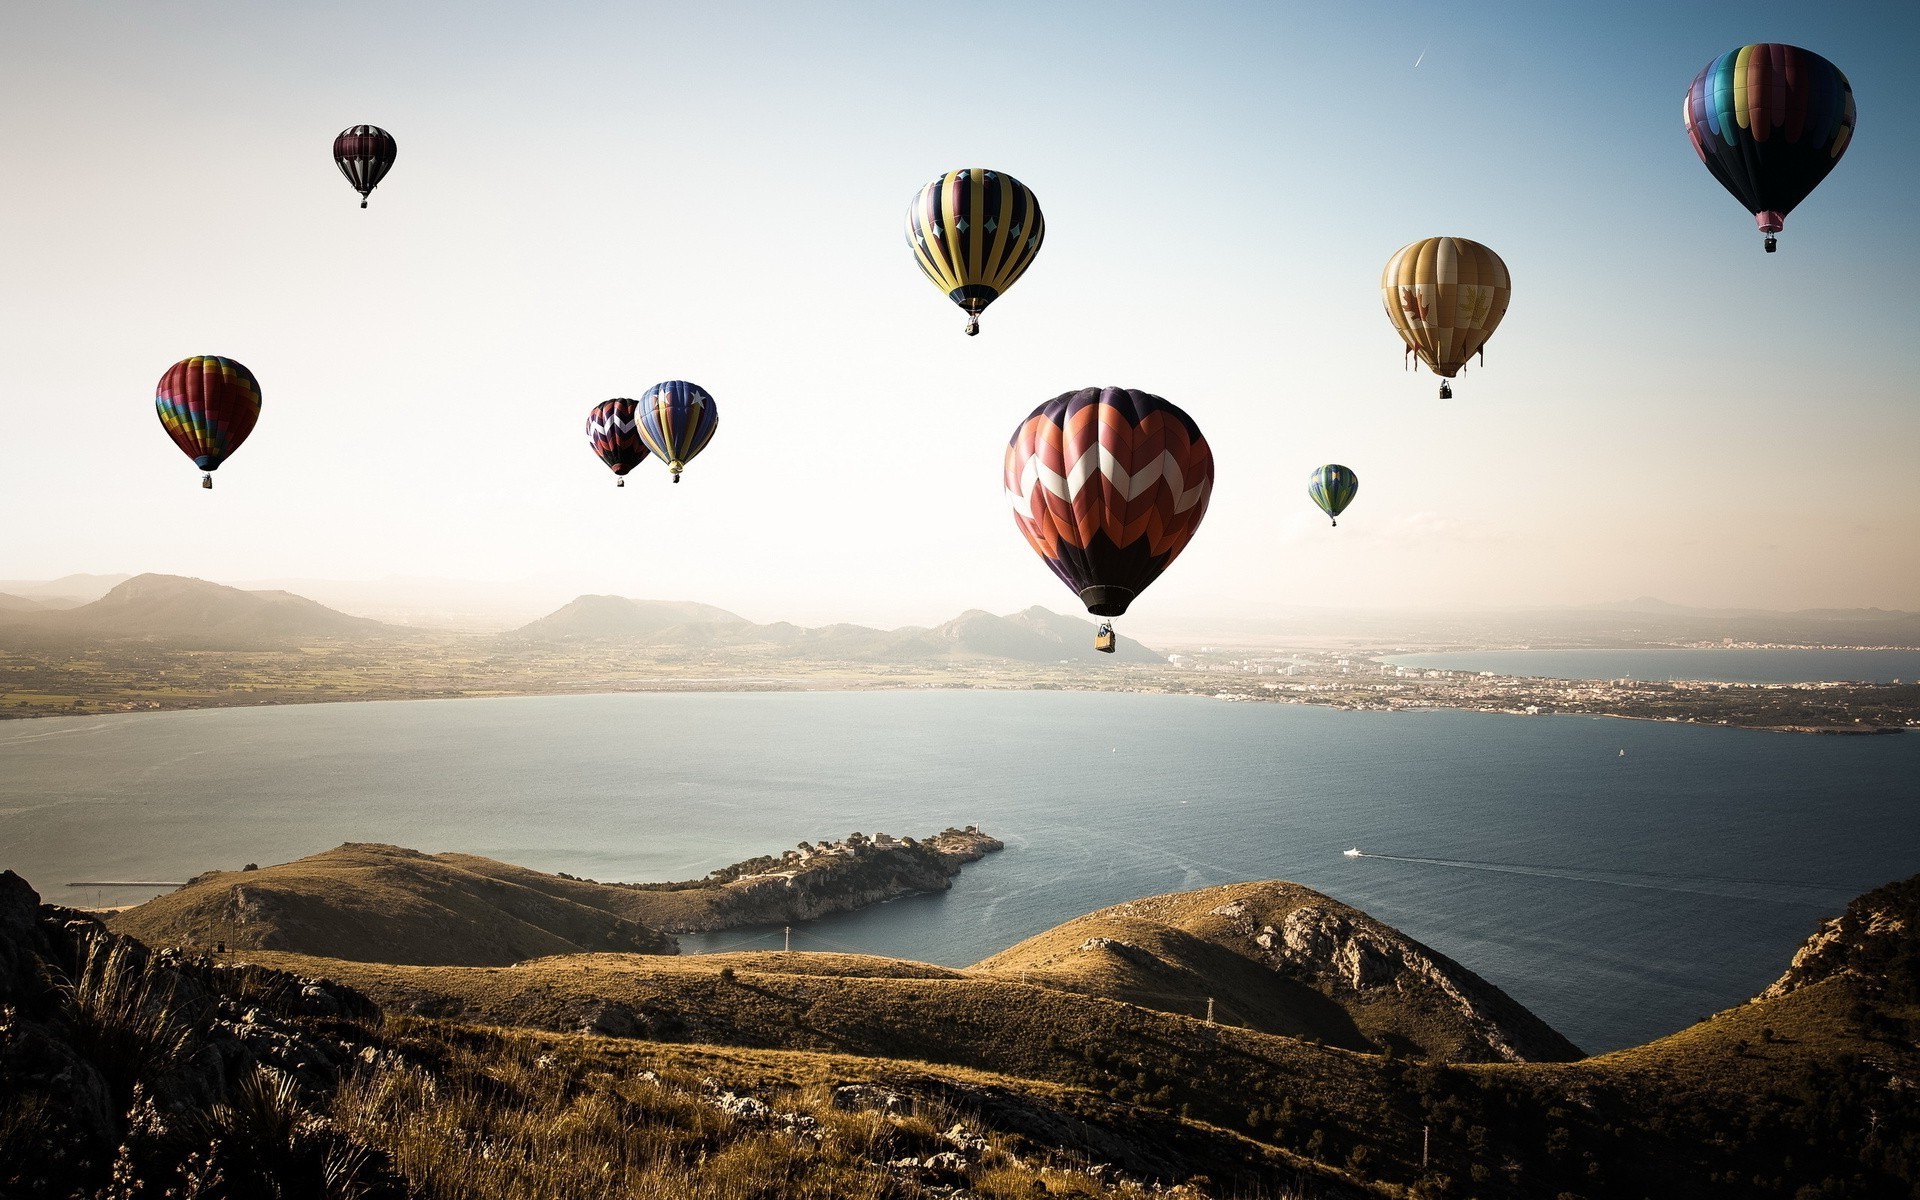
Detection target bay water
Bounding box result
[3,687,1915,1054]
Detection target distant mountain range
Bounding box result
[508,594,1162,663]
[0,575,1159,664]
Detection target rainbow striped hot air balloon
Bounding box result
[154,356,261,488]
[1684,44,1855,253]
[634,380,718,483]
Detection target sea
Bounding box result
[1385,647,1920,684]
[3,678,1916,1055]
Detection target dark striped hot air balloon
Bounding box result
[154,356,261,488]
[1683,44,1856,252]
[586,398,648,486]
[1005,387,1213,651]
[634,381,718,483]
[906,168,1045,336]
[1381,237,1511,399]
[333,125,397,208]
[1308,464,1358,527]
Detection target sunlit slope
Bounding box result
[108,843,677,965]
[975,880,1582,1063]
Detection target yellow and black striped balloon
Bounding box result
[906,168,1045,336]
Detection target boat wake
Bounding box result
[1344,850,1850,903]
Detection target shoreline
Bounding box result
[5,674,1914,737]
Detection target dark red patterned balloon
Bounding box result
[333,125,397,208]
[586,398,648,486]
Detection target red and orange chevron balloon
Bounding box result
[1004,387,1213,618]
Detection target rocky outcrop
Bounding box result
[1760,874,1920,1001]
[0,871,406,1198]
[1243,901,1566,1062]
[1197,887,1581,1063]
[630,827,1005,934]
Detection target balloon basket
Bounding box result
[1765,236,1777,253]
[1438,380,1452,399]
[964,315,979,337]
[201,474,212,489]
[617,478,625,487]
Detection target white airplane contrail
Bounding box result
[1414,45,1428,68]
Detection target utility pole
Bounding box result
[1206,997,1215,1024]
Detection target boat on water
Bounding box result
[1343,847,1363,857]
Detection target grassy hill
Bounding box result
[975,882,1581,1062]
[108,831,1002,960]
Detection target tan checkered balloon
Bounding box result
[1381,237,1511,380]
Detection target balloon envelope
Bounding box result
[1683,44,1854,239]
[155,356,261,480]
[635,381,718,480]
[586,398,648,479]
[334,125,397,207]
[1381,237,1510,381]
[1308,464,1358,524]
[906,168,1044,334]
[1005,387,1213,617]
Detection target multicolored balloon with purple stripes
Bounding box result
[155,356,261,489]
[1683,45,1855,252]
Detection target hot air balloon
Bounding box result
[1308,464,1358,527]
[1005,387,1213,652]
[1683,44,1855,253]
[1382,237,1510,399]
[586,398,648,486]
[154,356,261,489]
[333,125,397,209]
[635,381,718,483]
[906,168,1045,336]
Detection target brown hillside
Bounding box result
[976,880,1581,1063]
[108,832,1000,962]
[108,843,676,965]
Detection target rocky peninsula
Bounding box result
[605,826,1004,934]
[104,829,1004,966]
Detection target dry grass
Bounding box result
[330,1023,1321,1199]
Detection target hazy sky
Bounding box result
[3,1,1916,637]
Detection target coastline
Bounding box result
[5,669,1915,737]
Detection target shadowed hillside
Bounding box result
[0,573,394,648]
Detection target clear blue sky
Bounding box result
[1,1,1915,633]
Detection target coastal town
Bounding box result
[1141,648,1920,733]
